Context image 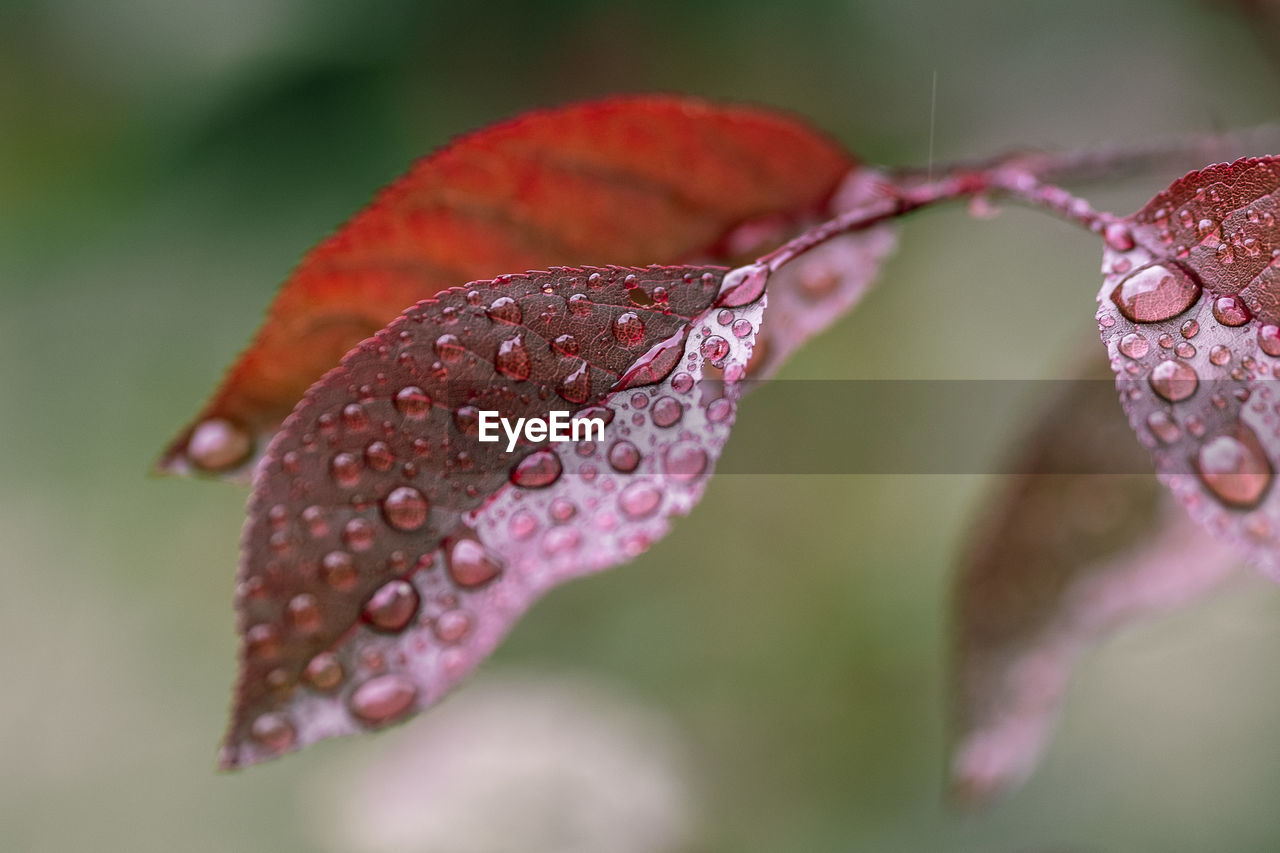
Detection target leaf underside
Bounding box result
[160,94,881,481]
[951,356,1238,805]
[223,263,767,768]
[1097,156,1280,577]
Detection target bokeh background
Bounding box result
[6,0,1280,850]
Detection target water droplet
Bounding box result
[1175,341,1196,359]
[731,319,753,339]
[701,335,729,364]
[303,652,344,691]
[188,418,252,470]
[618,481,662,519]
[362,579,420,632]
[557,361,591,404]
[365,440,395,471]
[510,449,562,488]
[650,396,683,427]
[1119,333,1149,359]
[330,452,362,487]
[663,441,708,481]
[487,296,522,324]
[1210,345,1232,366]
[250,713,295,751]
[322,550,357,590]
[1149,359,1198,402]
[301,505,328,538]
[1110,263,1201,323]
[1196,428,1272,507]
[446,538,504,587]
[349,674,417,726]
[1260,325,1280,356]
[608,440,641,473]
[612,312,646,345]
[1103,221,1135,251]
[1146,411,1181,444]
[542,526,581,554]
[707,398,732,423]
[552,334,580,356]
[509,509,538,539]
[549,498,577,522]
[1213,294,1251,327]
[343,517,376,551]
[394,386,432,418]
[1181,319,1200,338]
[382,486,429,531]
[434,610,472,643]
[434,333,466,362]
[495,333,532,380]
[245,624,281,661]
[286,593,323,634]
[568,293,593,315]
[717,264,767,307]
[672,373,694,394]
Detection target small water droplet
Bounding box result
[246,624,281,660]
[434,333,466,362]
[650,396,683,427]
[446,538,504,587]
[1175,341,1196,359]
[557,361,591,403]
[663,441,708,481]
[612,312,645,345]
[365,440,395,471]
[1146,411,1181,444]
[1103,221,1135,251]
[322,550,357,590]
[1212,294,1251,327]
[487,296,522,324]
[608,440,641,473]
[394,386,432,418]
[1196,428,1272,507]
[549,498,577,522]
[552,334,580,356]
[672,373,694,394]
[1181,319,1199,338]
[731,319,753,339]
[250,712,295,751]
[188,418,252,470]
[701,335,729,364]
[303,652,344,691]
[362,579,420,632]
[1110,263,1201,323]
[1209,344,1232,366]
[495,333,532,380]
[349,674,417,726]
[1259,325,1280,356]
[510,450,562,488]
[343,517,376,551]
[1149,359,1198,402]
[330,452,362,487]
[1119,333,1149,359]
[509,509,538,539]
[382,486,429,531]
[618,481,662,519]
[434,609,472,643]
[287,593,323,634]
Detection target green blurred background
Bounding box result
[5,0,1280,850]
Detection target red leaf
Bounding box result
[221,262,767,768]
[1097,157,1280,576]
[951,357,1239,805]
[159,95,865,480]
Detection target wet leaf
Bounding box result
[952,358,1240,804]
[159,95,872,480]
[222,262,767,768]
[1097,157,1280,577]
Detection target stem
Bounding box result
[761,121,1280,272]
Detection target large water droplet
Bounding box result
[381,486,429,531]
[1196,428,1272,507]
[1110,263,1201,323]
[349,674,417,726]
[188,418,252,470]
[495,333,532,380]
[1149,359,1198,402]
[558,361,591,403]
[612,312,645,345]
[650,396,683,427]
[1119,333,1149,359]
[510,449,562,488]
[362,579,420,632]
[700,336,729,364]
[1213,294,1251,327]
[446,538,504,587]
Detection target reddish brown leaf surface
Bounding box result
[1097,157,1280,577]
[160,95,871,480]
[952,357,1239,805]
[222,262,767,768]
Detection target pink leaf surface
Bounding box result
[223,263,767,768]
[1097,157,1280,577]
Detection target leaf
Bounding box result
[951,357,1239,805]
[221,262,768,768]
[159,94,873,480]
[1096,156,1280,577]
